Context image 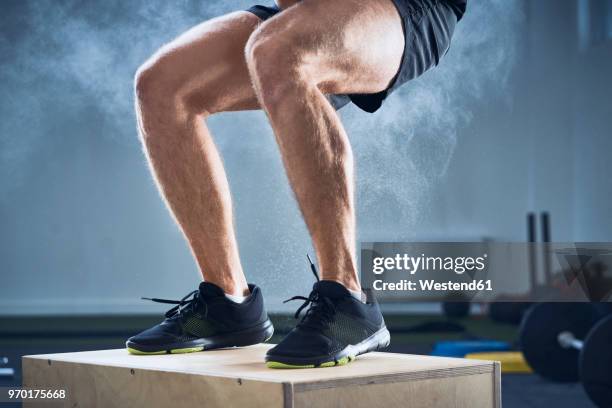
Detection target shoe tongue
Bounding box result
[198,281,225,298]
[314,280,351,299]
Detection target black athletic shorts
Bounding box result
[246,0,464,113]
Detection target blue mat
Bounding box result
[431,340,511,357]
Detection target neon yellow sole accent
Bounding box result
[266,361,316,369]
[170,346,204,354]
[126,347,166,355]
[127,346,204,355]
[267,355,355,369]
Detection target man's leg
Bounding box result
[246,0,406,368]
[126,11,276,355]
[245,0,404,292]
[135,11,261,296]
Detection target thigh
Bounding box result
[143,11,262,114]
[256,0,405,95]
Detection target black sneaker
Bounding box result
[126,282,274,355]
[265,258,390,368]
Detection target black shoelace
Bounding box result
[283,255,337,330]
[142,290,206,319]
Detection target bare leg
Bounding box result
[135,12,261,296]
[246,0,404,291]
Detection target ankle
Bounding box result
[317,255,360,292]
[204,277,250,297]
[320,276,361,293]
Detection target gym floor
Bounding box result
[0,314,596,408]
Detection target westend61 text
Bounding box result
[372,279,493,292]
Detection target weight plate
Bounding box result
[519,303,598,382]
[580,314,612,407]
[592,303,612,320]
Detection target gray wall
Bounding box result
[1,0,611,315]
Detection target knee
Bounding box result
[245,30,309,109]
[134,54,185,114]
[134,57,190,148]
[134,56,170,108]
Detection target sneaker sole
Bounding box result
[126,319,274,355]
[266,326,391,369]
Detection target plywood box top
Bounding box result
[23,344,501,407]
[24,344,495,386]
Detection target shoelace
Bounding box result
[283,255,337,330]
[142,290,206,319]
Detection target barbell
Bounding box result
[519,303,612,407]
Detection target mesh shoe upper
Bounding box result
[128,282,267,346]
[268,280,385,358]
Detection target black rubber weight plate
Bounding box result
[581,314,612,408]
[520,303,598,382]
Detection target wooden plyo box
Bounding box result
[23,344,500,408]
